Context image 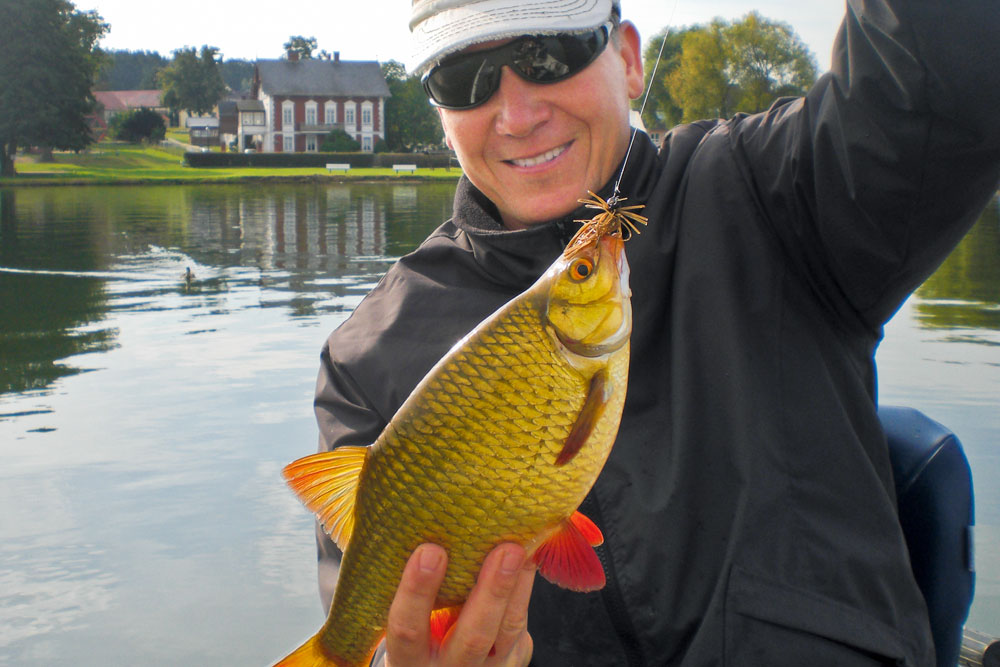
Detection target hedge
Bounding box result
[183,151,456,169]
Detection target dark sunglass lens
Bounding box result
[426,57,498,109]
[424,26,607,109]
[511,29,604,83]
[511,38,570,81]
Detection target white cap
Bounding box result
[409,0,619,74]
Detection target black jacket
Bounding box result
[313,0,1000,664]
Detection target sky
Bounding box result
[74,0,844,73]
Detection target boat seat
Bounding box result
[880,406,976,667]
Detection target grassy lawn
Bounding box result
[3,142,462,185]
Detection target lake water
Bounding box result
[0,184,997,664]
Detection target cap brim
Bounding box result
[409,0,615,74]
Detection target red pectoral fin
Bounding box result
[532,513,606,592]
[556,369,610,466]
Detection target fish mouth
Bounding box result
[507,142,571,168]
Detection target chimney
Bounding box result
[334,51,340,63]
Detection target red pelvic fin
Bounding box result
[569,510,604,546]
[532,514,606,592]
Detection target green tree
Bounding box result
[110,107,166,143]
[635,27,689,130]
[668,20,735,121]
[320,129,361,152]
[726,12,817,111]
[283,35,317,60]
[157,46,225,118]
[96,49,168,90]
[0,0,108,176]
[665,13,817,123]
[219,58,255,93]
[380,60,443,152]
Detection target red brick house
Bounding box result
[251,52,390,153]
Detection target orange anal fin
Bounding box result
[272,629,373,667]
[532,515,606,592]
[430,605,498,656]
[429,605,463,646]
[556,369,610,466]
[282,446,368,551]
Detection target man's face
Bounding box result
[437,22,644,230]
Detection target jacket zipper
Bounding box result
[581,494,646,667]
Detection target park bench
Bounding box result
[326,163,350,173]
[392,164,417,174]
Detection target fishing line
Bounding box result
[611,0,680,203]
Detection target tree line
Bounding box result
[638,12,817,129]
[0,0,817,177]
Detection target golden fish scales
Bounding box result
[278,192,643,667]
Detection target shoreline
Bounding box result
[0,172,462,188]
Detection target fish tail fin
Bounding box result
[273,632,373,667]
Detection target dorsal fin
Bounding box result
[282,446,368,550]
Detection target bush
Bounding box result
[111,107,166,143]
[320,130,361,152]
[183,151,457,169]
[183,151,376,168]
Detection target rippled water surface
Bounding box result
[0,185,997,663]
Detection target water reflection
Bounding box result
[914,196,1000,333]
[0,182,453,663]
[0,183,453,398]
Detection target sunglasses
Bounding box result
[422,22,613,110]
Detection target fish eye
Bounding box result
[569,258,594,282]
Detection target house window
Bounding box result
[305,102,317,126]
[324,103,336,125]
[361,103,372,128]
[362,135,372,152]
[283,134,294,152]
[242,111,264,126]
[344,104,355,127]
[282,101,294,129]
[306,135,317,152]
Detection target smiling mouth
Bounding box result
[508,142,571,168]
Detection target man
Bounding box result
[314,0,1000,664]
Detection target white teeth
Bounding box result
[510,143,568,168]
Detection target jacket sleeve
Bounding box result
[313,339,388,613]
[729,0,1000,328]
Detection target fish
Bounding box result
[275,193,646,667]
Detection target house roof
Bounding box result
[255,60,390,98]
[94,90,164,111]
[236,99,265,112]
[185,116,219,128]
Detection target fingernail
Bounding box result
[418,546,442,572]
[500,548,523,575]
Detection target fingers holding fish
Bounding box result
[385,543,535,667]
[386,543,449,665]
[444,543,534,665]
[490,550,535,667]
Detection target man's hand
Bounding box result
[385,543,536,666]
